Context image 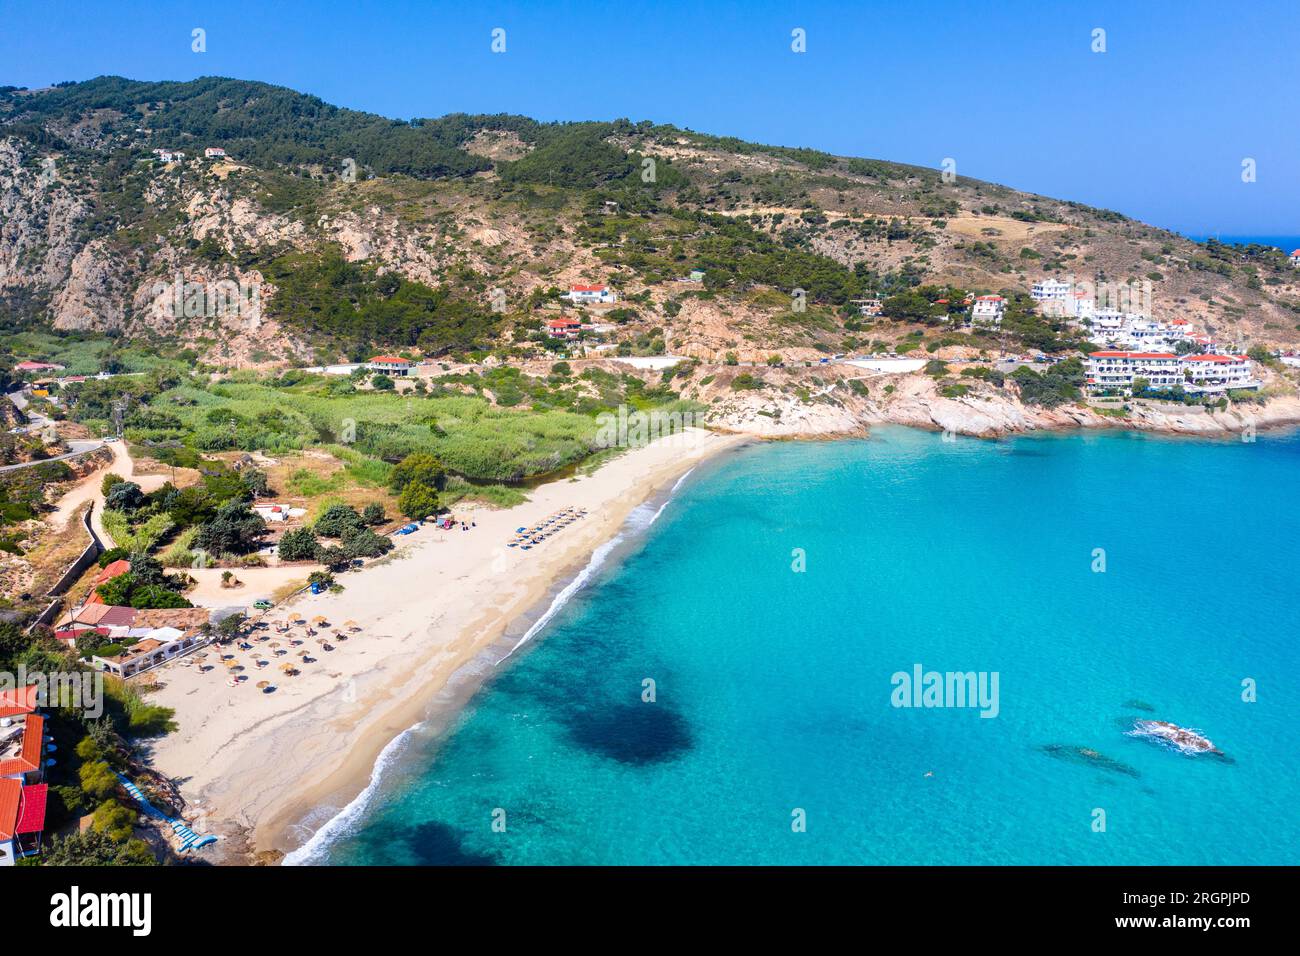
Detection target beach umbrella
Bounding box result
[311,615,327,624]
[344,620,359,631]
[268,641,281,648]
[256,681,270,689]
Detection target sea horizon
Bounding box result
[298,426,1300,866]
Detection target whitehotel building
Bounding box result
[1086,352,1259,395]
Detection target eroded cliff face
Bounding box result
[687,364,1300,440]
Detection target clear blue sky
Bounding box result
[2,0,1296,235]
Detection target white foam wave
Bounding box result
[281,719,424,865]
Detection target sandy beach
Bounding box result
[141,429,744,861]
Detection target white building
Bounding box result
[1087,313,1195,351]
[92,627,209,678]
[1179,354,1259,393]
[1086,351,1259,395]
[970,295,1005,327]
[204,147,227,159]
[1032,278,1094,318]
[565,284,617,305]
[1289,249,1300,267]
[366,355,415,376]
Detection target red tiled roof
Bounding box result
[94,559,131,584]
[368,355,413,365]
[1171,319,1190,325]
[0,780,20,840]
[975,295,1005,301]
[569,284,607,292]
[1183,354,1246,363]
[16,783,47,834]
[546,319,581,328]
[15,361,62,371]
[0,715,44,777]
[0,685,38,719]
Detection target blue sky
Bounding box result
[1,0,1296,236]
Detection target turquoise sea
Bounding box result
[301,427,1300,865]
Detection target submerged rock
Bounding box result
[1040,744,1141,778]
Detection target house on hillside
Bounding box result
[545,318,582,341]
[204,147,227,159]
[14,361,64,374]
[1290,249,1300,268]
[564,284,617,305]
[365,355,415,376]
[970,295,1006,327]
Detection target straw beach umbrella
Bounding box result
[256,681,271,690]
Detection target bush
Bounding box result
[388,452,447,494]
[193,501,265,555]
[397,481,439,519]
[105,481,146,512]
[278,526,319,561]
[313,504,364,539]
[97,547,130,568]
[341,527,393,559]
[362,502,385,525]
[41,828,156,866]
[100,473,126,495]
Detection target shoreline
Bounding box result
[136,405,1297,865]
[141,429,746,864]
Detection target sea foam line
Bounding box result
[496,532,625,664]
[497,465,697,663]
[281,719,424,866]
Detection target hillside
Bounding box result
[3,76,1298,363]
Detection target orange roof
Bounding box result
[0,780,20,840]
[368,355,412,365]
[546,319,581,327]
[1183,354,1246,362]
[94,559,131,584]
[570,284,607,292]
[0,685,39,719]
[0,715,44,778]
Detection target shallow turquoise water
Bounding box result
[317,427,1300,865]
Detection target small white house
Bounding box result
[970,295,1006,327]
[1290,249,1300,268]
[565,284,617,305]
[204,147,227,159]
[366,355,415,376]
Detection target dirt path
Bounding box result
[48,442,166,548]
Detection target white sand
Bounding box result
[142,429,743,859]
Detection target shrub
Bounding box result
[341,527,393,559]
[362,502,386,526]
[100,473,126,495]
[97,547,130,568]
[397,481,439,519]
[105,481,146,512]
[388,452,447,494]
[193,501,265,555]
[278,526,319,561]
[313,504,364,539]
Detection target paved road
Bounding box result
[0,439,106,473]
